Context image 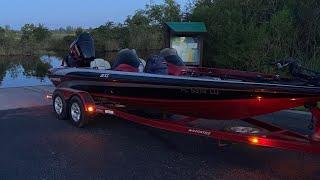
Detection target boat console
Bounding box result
[90,58,111,70]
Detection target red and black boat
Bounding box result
[49,66,320,120]
[48,34,320,120]
[48,33,320,153]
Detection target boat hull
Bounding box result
[94,95,311,119]
[48,68,320,120]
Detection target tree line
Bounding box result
[1,0,320,71]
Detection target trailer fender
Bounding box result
[53,88,96,113]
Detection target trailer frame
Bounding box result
[49,88,320,154]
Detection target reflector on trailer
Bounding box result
[249,137,259,144]
[87,106,94,112]
[104,109,114,115]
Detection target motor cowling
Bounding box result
[65,32,96,67]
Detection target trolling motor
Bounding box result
[271,57,320,86]
[63,32,96,67]
[272,58,320,141]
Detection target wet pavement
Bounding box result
[0,85,53,110]
[0,105,319,179]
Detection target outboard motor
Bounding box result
[160,48,188,76]
[64,32,95,67]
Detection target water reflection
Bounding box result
[0,55,62,88]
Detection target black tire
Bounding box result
[69,96,89,128]
[53,93,68,120]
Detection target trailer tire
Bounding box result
[53,93,68,120]
[69,96,89,128]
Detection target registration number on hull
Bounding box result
[180,87,220,95]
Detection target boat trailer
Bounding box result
[49,88,320,154]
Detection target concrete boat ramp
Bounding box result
[0,85,54,110]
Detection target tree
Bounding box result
[190,0,305,71]
[21,24,36,42]
[0,27,5,41]
[20,24,52,55]
[124,10,163,50]
[146,0,182,25]
[91,21,122,52]
[0,27,6,54]
[125,10,150,26]
[21,23,51,43]
[75,27,84,37]
[33,24,51,42]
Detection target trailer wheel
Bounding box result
[53,94,68,120]
[69,96,88,128]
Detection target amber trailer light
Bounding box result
[249,137,259,144]
[86,106,95,112]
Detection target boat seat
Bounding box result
[144,55,168,75]
[113,49,140,72]
[90,58,111,70]
[160,48,188,76]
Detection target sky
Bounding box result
[0,0,187,30]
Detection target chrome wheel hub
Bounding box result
[71,102,81,122]
[54,96,63,115]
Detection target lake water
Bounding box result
[0,55,62,88]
